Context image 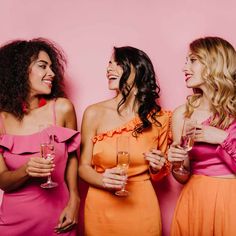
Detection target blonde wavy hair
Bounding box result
[185,36,236,129]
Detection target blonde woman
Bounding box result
[168,37,236,235]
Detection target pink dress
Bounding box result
[0,103,80,236]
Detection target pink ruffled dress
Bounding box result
[0,103,80,236]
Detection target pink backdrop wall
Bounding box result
[0,1,235,235]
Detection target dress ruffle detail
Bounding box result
[92,110,172,144]
[92,116,142,144]
[0,126,80,154]
[220,132,236,156]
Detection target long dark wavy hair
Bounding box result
[0,38,67,120]
[114,46,161,134]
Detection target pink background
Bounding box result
[0,1,235,235]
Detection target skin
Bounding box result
[78,54,166,192]
[0,51,79,233]
[168,51,229,183]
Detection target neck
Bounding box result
[28,97,40,110]
[23,97,47,112]
[198,95,212,111]
[115,93,138,116]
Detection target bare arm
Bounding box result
[54,98,80,232]
[168,105,190,183]
[0,154,53,192]
[78,106,125,190]
[78,106,105,188]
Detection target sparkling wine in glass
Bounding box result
[115,136,130,197]
[40,134,58,189]
[173,118,196,175]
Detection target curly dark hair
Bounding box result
[113,46,161,134]
[0,38,67,120]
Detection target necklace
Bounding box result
[22,98,47,113]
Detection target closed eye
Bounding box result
[39,64,46,69]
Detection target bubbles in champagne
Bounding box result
[117,151,130,170]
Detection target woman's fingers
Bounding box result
[102,168,127,189]
[144,149,166,171]
[26,157,55,177]
[168,146,188,162]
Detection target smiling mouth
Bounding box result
[185,74,192,81]
[108,77,118,80]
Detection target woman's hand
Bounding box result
[25,157,54,177]
[194,124,228,144]
[102,167,127,190]
[168,142,190,183]
[168,143,188,163]
[55,196,80,234]
[143,149,166,172]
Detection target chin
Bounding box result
[108,86,118,91]
[41,90,51,95]
[186,82,195,88]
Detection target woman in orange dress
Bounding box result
[168,36,236,236]
[79,46,171,236]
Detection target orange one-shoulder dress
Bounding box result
[84,111,171,236]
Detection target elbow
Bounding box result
[78,164,87,178]
[0,185,13,192]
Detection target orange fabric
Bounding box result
[84,111,171,236]
[171,175,236,236]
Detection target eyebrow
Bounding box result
[37,60,49,64]
[188,53,197,57]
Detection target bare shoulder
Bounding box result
[172,104,186,120]
[83,99,114,121]
[54,98,75,114]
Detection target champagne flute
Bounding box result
[39,125,58,188]
[172,118,196,175]
[115,136,130,197]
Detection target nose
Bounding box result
[107,64,112,72]
[182,61,188,73]
[48,67,55,77]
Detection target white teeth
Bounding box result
[43,80,52,85]
[108,75,119,80]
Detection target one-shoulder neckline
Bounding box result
[92,110,171,143]
[92,116,141,143]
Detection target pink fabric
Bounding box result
[0,126,80,236]
[190,119,236,176]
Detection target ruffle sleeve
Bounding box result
[0,126,80,154]
[0,134,12,153]
[51,126,80,153]
[150,110,172,181]
[216,128,236,173]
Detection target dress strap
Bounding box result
[52,99,57,125]
[0,113,6,134]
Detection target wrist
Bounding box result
[68,194,80,206]
[149,166,160,174]
[219,131,229,144]
[21,164,31,178]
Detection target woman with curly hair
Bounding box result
[168,37,236,235]
[79,46,171,235]
[0,38,80,235]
